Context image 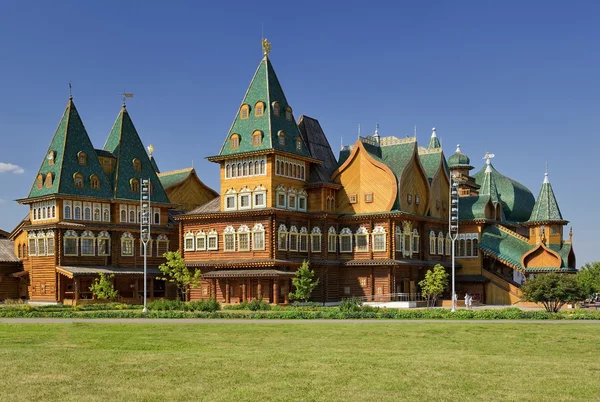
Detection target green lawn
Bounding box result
[0,323,599,401]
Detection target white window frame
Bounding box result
[207,230,218,251]
[46,231,55,256]
[81,231,95,256]
[195,230,207,251]
[355,226,369,252]
[253,186,267,209]
[311,227,322,253]
[412,229,420,254]
[36,232,46,256]
[437,232,445,256]
[289,226,299,252]
[237,225,250,251]
[120,205,128,223]
[277,224,288,251]
[121,232,134,257]
[339,228,353,253]
[223,226,236,252]
[238,192,251,211]
[97,231,111,256]
[102,204,111,222]
[372,226,387,252]
[156,234,169,257]
[63,230,79,256]
[429,231,437,255]
[63,200,73,220]
[253,224,266,251]
[445,234,452,256]
[299,227,308,253]
[74,201,82,220]
[184,231,195,252]
[83,202,92,221]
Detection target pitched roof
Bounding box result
[527,173,565,224]
[28,97,113,200]
[479,225,533,270]
[427,128,441,149]
[217,56,310,158]
[0,239,19,263]
[418,148,445,180]
[297,115,337,183]
[473,162,535,223]
[186,196,221,215]
[103,106,170,204]
[149,156,160,174]
[158,167,194,189]
[459,195,492,221]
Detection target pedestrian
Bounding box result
[464,293,471,310]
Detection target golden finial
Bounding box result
[262,38,271,57]
[147,144,154,157]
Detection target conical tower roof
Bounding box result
[103,106,170,204]
[27,97,113,199]
[427,128,441,149]
[527,171,566,225]
[478,160,502,205]
[217,44,310,158]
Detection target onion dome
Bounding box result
[448,144,473,169]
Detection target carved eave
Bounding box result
[22,221,175,234]
[522,219,569,227]
[480,248,523,272]
[175,208,341,222]
[206,149,322,164]
[521,243,562,270]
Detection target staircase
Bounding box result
[482,269,523,305]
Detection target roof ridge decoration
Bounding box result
[380,136,416,147]
[427,127,442,149]
[527,170,565,225]
[27,97,113,200]
[494,224,529,242]
[158,167,194,176]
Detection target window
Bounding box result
[253,224,265,251]
[37,233,46,256]
[36,174,43,189]
[285,107,293,121]
[299,227,308,252]
[395,226,403,254]
[46,231,55,256]
[77,151,87,166]
[223,226,236,252]
[45,172,53,188]
[278,131,285,146]
[81,231,95,256]
[64,230,79,256]
[240,104,250,119]
[18,244,21,259]
[438,232,444,256]
[226,164,231,178]
[28,233,37,257]
[196,230,206,251]
[416,195,421,205]
[74,205,81,220]
[349,194,358,204]
[239,193,251,210]
[207,230,218,250]
[93,207,101,221]
[446,234,452,256]
[340,228,353,253]
[225,190,237,211]
[48,151,55,165]
[230,134,240,150]
[130,179,140,193]
[355,226,369,252]
[133,158,141,172]
[296,137,302,152]
[121,232,134,256]
[276,185,287,209]
[184,232,195,251]
[372,226,386,252]
[359,278,367,287]
[98,231,111,256]
[430,231,437,255]
[64,203,72,219]
[289,226,299,251]
[412,229,419,253]
[253,189,266,208]
[311,227,322,253]
[237,225,250,251]
[156,234,169,257]
[365,193,373,203]
[255,101,265,116]
[288,193,296,210]
[84,206,91,221]
[74,173,84,188]
[407,194,412,204]
[252,130,263,146]
[278,224,288,251]
[298,196,307,211]
[473,238,479,257]
[154,208,160,225]
[328,227,337,253]
[344,286,351,296]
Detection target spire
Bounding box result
[479,161,501,205]
[262,38,271,58]
[373,123,380,144]
[527,169,565,224]
[427,127,441,149]
[103,107,170,203]
[27,96,112,199]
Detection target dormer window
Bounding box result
[74,173,84,188]
[36,174,43,190]
[77,151,87,166]
[230,134,240,150]
[48,151,55,166]
[240,104,250,120]
[278,130,285,146]
[133,158,141,172]
[130,178,140,193]
[285,107,293,121]
[90,174,100,189]
[273,102,280,117]
[255,101,265,117]
[295,137,302,151]
[252,130,263,146]
[45,172,53,188]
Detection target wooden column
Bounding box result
[283,280,289,304]
[257,282,262,300]
[150,278,154,298]
[74,278,80,304]
[370,267,374,301]
[225,280,230,304]
[211,279,216,300]
[241,282,246,302]
[273,281,279,305]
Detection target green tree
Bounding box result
[89,273,118,301]
[521,272,584,312]
[418,264,449,308]
[577,262,600,300]
[289,260,319,303]
[158,250,202,301]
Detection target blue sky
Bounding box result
[0,1,598,264]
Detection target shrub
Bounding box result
[338,298,363,312]
[248,299,271,311]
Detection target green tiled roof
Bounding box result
[158,168,193,189]
[527,173,565,224]
[381,140,416,179]
[28,97,113,200]
[547,242,573,268]
[427,129,441,149]
[217,57,310,158]
[458,195,492,221]
[419,149,444,180]
[149,156,160,174]
[473,162,535,223]
[479,225,534,270]
[447,145,472,169]
[103,106,170,204]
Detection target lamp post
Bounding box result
[449,174,459,312]
[140,178,151,314]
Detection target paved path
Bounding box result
[1,318,600,324]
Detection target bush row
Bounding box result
[147,299,221,312]
[1,307,600,320]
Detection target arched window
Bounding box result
[296,137,302,152]
[273,101,280,117]
[42,208,47,219]
[242,162,247,176]
[77,151,87,166]
[226,164,231,178]
[84,206,91,221]
[130,178,140,193]
[438,232,445,256]
[121,232,134,256]
[293,164,297,178]
[237,163,242,177]
[277,224,288,251]
[240,104,250,119]
[18,244,22,258]
[311,227,322,253]
[248,161,254,176]
[289,226,299,251]
[36,174,43,189]
[285,106,293,121]
[51,205,56,218]
[252,130,263,146]
[301,166,305,180]
[93,207,100,221]
[74,206,81,220]
[255,101,265,117]
[46,231,55,256]
[284,162,289,176]
[253,223,265,251]
[473,238,479,257]
[278,130,285,146]
[129,210,135,223]
[90,174,100,189]
[260,160,265,175]
[446,234,452,256]
[103,208,110,222]
[154,210,160,224]
[48,151,55,166]
[120,209,127,222]
[328,227,337,253]
[339,228,353,253]
[132,158,141,172]
[429,231,437,255]
[74,173,84,188]
[45,172,53,188]
[412,229,420,253]
[230,134,240,150]
[276,160,280,175]
[64,205,72,220]
[466,238,473,257]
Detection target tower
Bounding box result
[447,145,479,196]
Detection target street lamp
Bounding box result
[449,174,459,312]
[140,178,151,314]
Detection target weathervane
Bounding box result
[69,81,72,99]
[121,91,134,106]
[262,38,271,57]
[483,151,495,165]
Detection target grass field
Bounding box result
[0,323,599,401]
